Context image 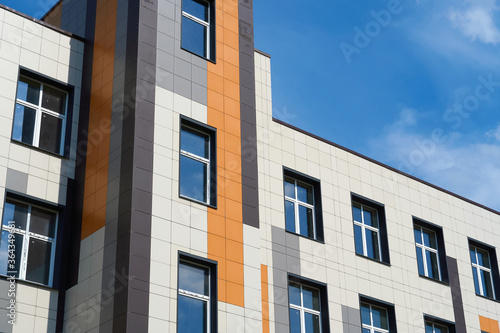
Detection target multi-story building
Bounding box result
[0,0,498,332]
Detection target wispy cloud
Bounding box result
[448,0,500,44]
[369,109,500,211]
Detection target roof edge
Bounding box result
[255,48,271,58]
[40,0,63,21]
[272,117,500,217]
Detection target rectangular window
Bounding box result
[177,254,217,332]
[352,195,389,264]
[181,0,215,61]
[13,72,69,155]
[469,240,500,300]
[283,169,323,241]
[360,297,397,333]
[0,197,58,286]
[424,316,456,333]
[413,218,448,283]
[179,117,216,207]
[288,275,329,333]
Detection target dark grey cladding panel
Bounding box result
[446,256,467,333]
[60,0,88,36]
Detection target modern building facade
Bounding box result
[0,0,499,332]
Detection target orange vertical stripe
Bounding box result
[207,0,244,307]
[261,265,270,333]
[81,0,117,240]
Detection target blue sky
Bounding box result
[5,0,500,211]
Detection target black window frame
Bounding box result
[177,252,218,333]
[283,168,324,242]
[287,273,330,333]
[413,217,449,284]
[351,194,390,264]
[359,295,397,333]
[179,116,217,208]
[424,315,456,333]
[468,238,500,300]
[12,67,74,158]
[180,0,216,62]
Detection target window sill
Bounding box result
[285,229,325,244]
[181,47,216,64]
[355,253,391,266]
[11,140,68,160]
[179,194,217,210]
[418,274,450,286]
[0,274,55,291]
[475,293,500,304]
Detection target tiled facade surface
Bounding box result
[255,50,500,332]
[0,6,84,333]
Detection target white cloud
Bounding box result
[448,1,500,44]
[487,123,500,140]
[369,110,500,211]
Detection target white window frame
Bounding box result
[425,321,449,333]
[178,260,212,331]
[361,303,389,333]
[470,245,495,298]
[415,226,441,280]
[284,177,316,239]
[179,124,211,204]
[181,0,211,58]
[289,282,322,333]
[15,76,68,155]
[353,203,382,260]
[1,198,58,287]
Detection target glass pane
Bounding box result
[352,203,362,222]
[427,250,439,279]
[354,225,363,255]
[363,329,371,333]
[304,312,320,333]
[365,229,380,260]
[2,200,28,230]
[178,295,207,333]
[470,248,477,264]
[17,77,40,104]
[29,207,57,238]
[296,181,313,204]
[182,16,207,58]
[298,205,314,238]
[371,305,388,329]
[414,227,422,244]
[284,177,295,198]
[472,267,480,295]
[289,282,301,306]
[289,308,301,333]
[179,262,209,296]
[416,247,425,276]
[41,85,66,114]
[12,104,36,145]
[360,303,370,325]
[26,238,52,285]
[477,249,490,268]
[180,155,208,203]
[183,0,208,21]
[434,324,448,333]
[363,207,378,228]
[181,127,209,158]
[302,285,320,311]
[423,229,437,249]
[481,269,494,298]
[39,113,62,154]
[285,201,296,233]
[0,231,23,278]
[425,323,434,333]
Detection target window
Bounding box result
[469,240,500,299]
[360,297,396,333]
[179,117,216,206]
[0,198,58,286]
[13,72,68,155]
[413,219,448,283]
[288,275,329,333]
[181,0,215,61]
[177,254,217,332]
[352,195,389,263]
[424,316,456,333]
[283,169,323,241]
